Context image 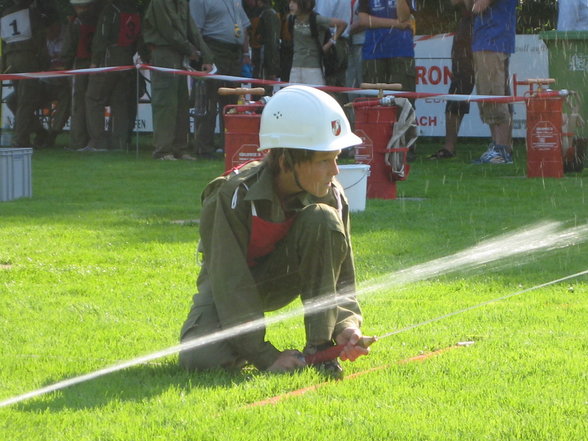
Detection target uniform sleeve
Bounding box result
[91,5,115,66]
[331,187,363,336]
[199,185,280,370]
[150,0,197,56]
[60,21,77,69]
[333,249,363,337]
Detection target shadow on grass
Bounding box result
[18,360,253,413]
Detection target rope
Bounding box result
[0,63,547,104]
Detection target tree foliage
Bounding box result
[0,0,559,36]
[416,0,558,35]
[271,0,559,36]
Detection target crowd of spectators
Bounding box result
[1,1,583,162]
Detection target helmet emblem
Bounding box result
[331,119,341,136]
[273,111,283,119]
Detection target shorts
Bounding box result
[289,67,325,86]
[473,51,512,125]
[362,57,416,93]
[445,56,475,116]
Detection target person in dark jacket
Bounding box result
[61,0,105,150]
[84,0,141,151]
[143,0,213,160]
[1,0,56,148]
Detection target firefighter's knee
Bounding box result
[179,303,242,371]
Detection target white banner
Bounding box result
[415,34,549,138]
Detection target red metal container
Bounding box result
[223,103,266,171]
[526,93,564,178]
[353,98,400,199]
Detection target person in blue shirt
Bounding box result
[471,0,518,164]
[357,0,416,160]
[357,0,415,92]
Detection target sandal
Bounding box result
[428,148,455,159]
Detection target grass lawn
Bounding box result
[1,138,587,440]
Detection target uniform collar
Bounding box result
[243,164,277,203]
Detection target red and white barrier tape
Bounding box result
[0,64,562,104]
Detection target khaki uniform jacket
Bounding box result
[143,0,212,65]
[195,161,362,369]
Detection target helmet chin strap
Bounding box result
[282,150,306,193]
[292,168,306,193]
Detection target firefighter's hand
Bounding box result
[335,327,369,362]
[267,350,306,372]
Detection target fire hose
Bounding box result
[304,336,378,364]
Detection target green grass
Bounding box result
[1,139,587,440]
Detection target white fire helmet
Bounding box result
[259,85,362,152]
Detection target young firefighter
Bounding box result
[179,85,369,378]
[61,0,105,151]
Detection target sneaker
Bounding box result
[493,144,513,164]
[472,142,495,164]
[472,143,513,164]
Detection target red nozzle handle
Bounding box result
[304,336,377,365]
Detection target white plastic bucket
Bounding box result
[336,164,370,212]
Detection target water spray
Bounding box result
[1,221,587,408]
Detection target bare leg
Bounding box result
[443,112,464,153]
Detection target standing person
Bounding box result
[314,0,350,88]
[278,1,294,82]
[288,0,347,86]
[357,0,415,91]
[471,0,517,164]
[357,0,416,159]
[0,0,53,148]
[85,0,141,152]
[61,0,104,151]
[429,0,474,160]
[189,0,251,159]
[179,85,369,378]
[347,0,365,91]
[250,0,281,83]
[42,12,71,148]
[143,0,213,161]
